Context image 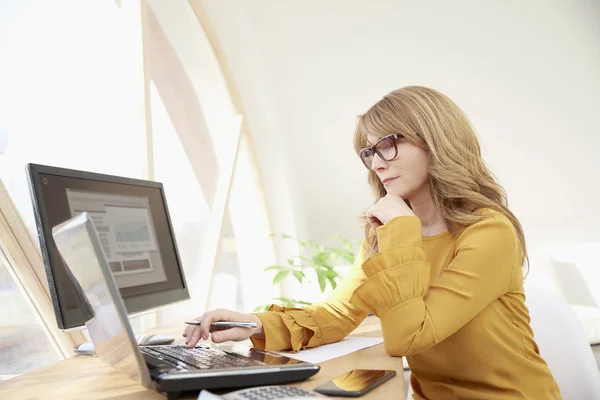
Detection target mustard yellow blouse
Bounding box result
[251,210,561,399]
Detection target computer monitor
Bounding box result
[26,163,190,331]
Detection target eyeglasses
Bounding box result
[358,134,402,170]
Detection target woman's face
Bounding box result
[366,134,430,200]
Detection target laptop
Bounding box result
[52,212,320,399]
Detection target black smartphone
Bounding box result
[313,369,397,397]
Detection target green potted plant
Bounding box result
[254,234,360,311]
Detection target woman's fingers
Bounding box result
[211,327,249,343]
[185,325,203,347]
[182,309,259,347]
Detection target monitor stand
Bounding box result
[74,334,175,355]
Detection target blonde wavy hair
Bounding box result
[353,86,529,271]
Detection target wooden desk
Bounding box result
[0,318,405,399]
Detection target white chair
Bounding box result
[526,253,600,345]
[525,285,600,399]
[405,286,600,399]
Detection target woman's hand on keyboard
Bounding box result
[183,309,264,348]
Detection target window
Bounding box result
[0,0,151,371]
[207,210,244,311]
[0,0,148,239]
[207,134,281,312]
[222,135,280,311]
[0,0,278,367]
[0,254,60,380]
[148,81,214,323]
[143,1,271,321]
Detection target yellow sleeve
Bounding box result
[250,243,370,352]
[350,214,519,357]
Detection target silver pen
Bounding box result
[184,320,258,331]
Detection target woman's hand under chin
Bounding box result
[366,194,415,232]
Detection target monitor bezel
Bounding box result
[26,163,190,330]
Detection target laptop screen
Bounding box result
[52,212,151,387]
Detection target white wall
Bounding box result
[202,0,600,284]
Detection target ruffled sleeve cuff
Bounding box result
[251,305,321,352]
[250,309,290,351]
[350,216,429,317]
[351,261,429,317]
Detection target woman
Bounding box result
[183,86,561,399]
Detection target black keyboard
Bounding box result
[140,345,264,370]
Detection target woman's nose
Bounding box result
[371,152,387,171]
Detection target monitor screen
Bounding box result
[26,163,190,330]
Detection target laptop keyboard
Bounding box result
[140,345,264,370]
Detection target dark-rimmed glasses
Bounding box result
[358,134,402,170]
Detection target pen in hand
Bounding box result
[183,310,264,347]
[184,320,258,332]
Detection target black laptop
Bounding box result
[52,212,320,400]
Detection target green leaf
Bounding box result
[283,299,295,307]
[272,297,313,307]
[318,265,336,276]
[324,269,339,279]
[292,270,305,283]
[306,239,320,248]
[272,270,290,284]
[253,304,271,312]
[317,271,327,293]
[298,255,313,263]
[312,252,330,266]
[272,297,296,307]
[263,265,286,272]
[327,275,337,290]
[338,249,355,263]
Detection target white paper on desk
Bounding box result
[198,390,225,400]
[273,336,384,364]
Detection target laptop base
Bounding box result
[157,367,319,400]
